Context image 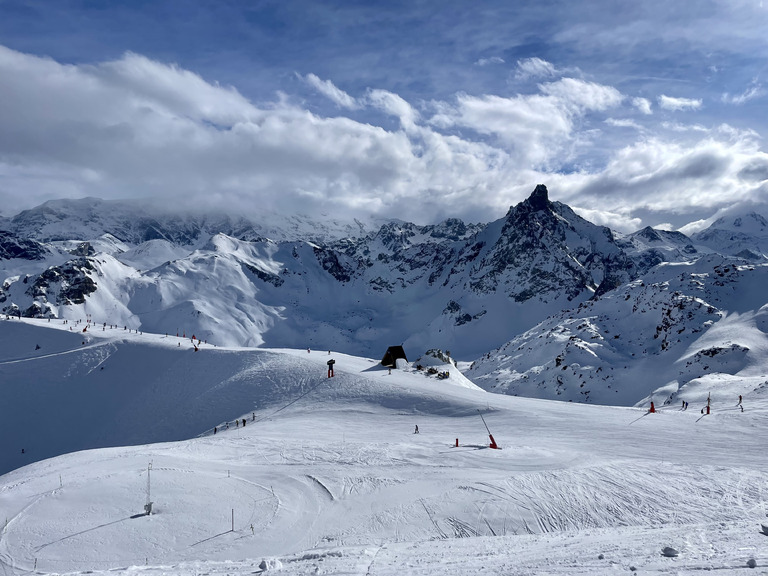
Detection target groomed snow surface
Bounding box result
[2,318,768,575]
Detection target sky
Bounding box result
[1,0,768,233]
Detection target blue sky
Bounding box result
[1,0,767,232]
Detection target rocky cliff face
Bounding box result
[0,231,48,261]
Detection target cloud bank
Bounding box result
[0,47,767,232]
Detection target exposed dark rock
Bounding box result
[242,263,284,287]
[0,231,48,260]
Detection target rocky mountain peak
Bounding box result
[525,184,550,212]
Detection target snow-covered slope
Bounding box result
[468,255,768,407]
[2,319,768,575]
[0,318,479,477]
[618,226,701,272]
[693,211,768,258]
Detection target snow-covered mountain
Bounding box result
[2,197,376,244]
[692,211,768,258]
[3,185,768,408]
[619,226,701,272]
[0,185,677,358]
[467,254,768,406]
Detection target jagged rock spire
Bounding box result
[527,184,550,211]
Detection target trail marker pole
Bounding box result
[144,463,153,515]
[231,509,234,532]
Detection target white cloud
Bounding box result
[721,82,764,105]
[303,73,360,110]
[515,57,557,80]
[475,56,505,67]
[569,206,643,232]
[564,131,768,230]
[366,89,419,129]
[661,122,710,133]
[450,93,569,165]
[658,94,703,111]
[632,97,652,115]
[435,78,622,169]
[1,45,768,232]
[605,118,643,130]
[539,78,624,111]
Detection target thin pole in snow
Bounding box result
[231,509,234,532]
[478,409,492,435]
[147,463,152,507]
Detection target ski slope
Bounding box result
[2,318,768,574]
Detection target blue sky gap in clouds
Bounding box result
[0,0,767,232]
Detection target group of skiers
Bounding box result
[650,393,744,415]
[213,412,257,435]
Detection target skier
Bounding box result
[649,401,655,413]
[242,418,246,427]
[738,394,742,406]
[214,427,217,435]
[236,419,239,428]
[414,425,419,434]
[327,358,335,378]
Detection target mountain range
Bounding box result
[2,185,767,407]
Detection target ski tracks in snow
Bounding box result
[460,462,768,537]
